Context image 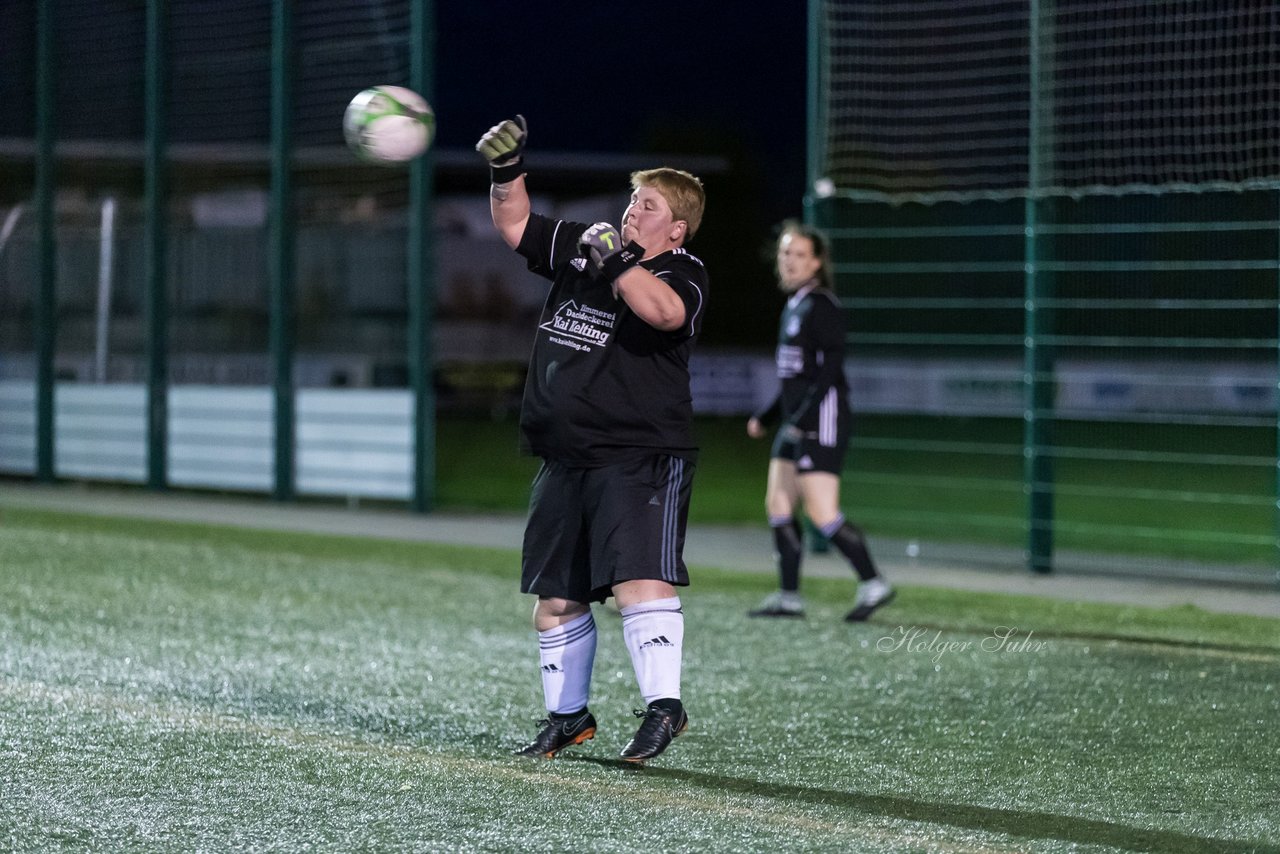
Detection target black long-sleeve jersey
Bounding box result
[515,212,709,467]
[753,280,850,439]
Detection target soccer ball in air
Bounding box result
[343,86,435,164]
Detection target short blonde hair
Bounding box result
[631,168,706,239]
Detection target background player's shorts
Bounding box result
[771,426,849,475]
[521,454,695,603]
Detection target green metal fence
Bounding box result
[3,0,438,510]
[808,0,1280,582]
[807,193,1277,582]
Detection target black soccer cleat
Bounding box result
[620,702,688,764]
[514,710,597,758]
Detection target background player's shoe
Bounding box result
[620,701,688,763]
[514,710,597,758]
[748,590,805,618]
[844,578,895,622]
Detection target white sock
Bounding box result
[620,597,683,705]
[537,611,596,715]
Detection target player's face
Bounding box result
[777,232,822,291]
[621,186,686,257]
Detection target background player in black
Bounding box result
[477,116,708,763]
[746,222,894,621]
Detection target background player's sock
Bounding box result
[821,513,882,582]
[769,514,804,592]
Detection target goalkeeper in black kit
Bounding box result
[476,116,709,763]
[746,222,894,621]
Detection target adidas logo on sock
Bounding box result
[541,663,562,673]
[639,635,674,649]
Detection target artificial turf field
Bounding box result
[2,507,1278,853]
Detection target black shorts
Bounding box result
[521,454,695,603]
[771,427,849,475]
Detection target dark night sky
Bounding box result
[0,2,803,209]
[431,4,812,347]
[431,3,809,222]
[0,1,809,219]
[0,2,811,345]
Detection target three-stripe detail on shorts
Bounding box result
[660,456,686,583]
[818,387,839,447]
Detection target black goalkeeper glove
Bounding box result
[475,115,527,184]
[579,222,644,282]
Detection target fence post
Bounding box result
[35,0,56,483]
[269,0,296,501]
[805,0,825,203]
[408,0,437,513]
[1024,199,1055,574]
[1025,0,1055,573]
[145,0,169,490]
